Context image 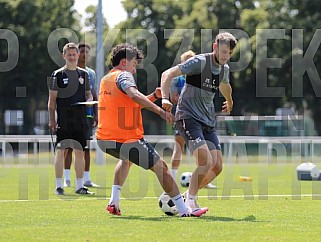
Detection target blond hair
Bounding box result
[180,50,196,63]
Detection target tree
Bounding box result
[80,4,109,70]
[2,0,320,135]
[113,0,185,134]
[0,0,81,134]
[237,0,321,134]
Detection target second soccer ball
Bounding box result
[180,172,192,187]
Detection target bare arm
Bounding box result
[160,66,182,111]
[146,87,161,103]
[86,90,93,102]
[48,90,58,131]
[219,82,233,113]
[91,89,98,127]
[125,86,174,124]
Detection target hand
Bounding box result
[48,120,57,132]
[86,99,94,106]
[154,87,162,98]
[170,92,179,104]
[222,100,233,113]
[162,98,173,112]
[93,115,98,128]
[159,109,174,124]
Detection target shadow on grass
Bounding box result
[110,216,176,221]
[201,215,265,222]
[89,186,111,190]
[109,214,265,222]
[54,193,109,200]
[63,186,111,190]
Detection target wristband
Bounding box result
[153,92,158,99]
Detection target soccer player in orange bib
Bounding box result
[96,43,208,217]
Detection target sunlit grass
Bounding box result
[0,153,320,241]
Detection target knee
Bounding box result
[215,163,223,174]
[152,159,169,173]
[211,160,223,175]
[120,159,131,166]
[159,159,169,171]
[195,149,212,167]
[74,149,84,158]
[55,149,64,160]
[209,150,223,172]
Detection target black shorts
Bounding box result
[175,118,221,153]
[84,118,94,150]
[97,138,160,170]
[56,128,88,150]
[86,118,94,140]
[173,122,181,136]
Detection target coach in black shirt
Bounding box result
[48,42,94,195]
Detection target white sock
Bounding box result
[109,185,122,207]
[170,169,178,180]
[172,193,189,214]
[76,178,84,190]
[84,171,90,182]
[64,169,71,181]
[186,191,196,207]
[56,178,63,189]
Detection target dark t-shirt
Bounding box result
[49,67,90,130]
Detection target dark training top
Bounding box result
[49,67,90,130]
[176,53,230,127]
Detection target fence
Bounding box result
[1,135,321,164]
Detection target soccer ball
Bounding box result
[158,192,178,216]
[180,172,192,187]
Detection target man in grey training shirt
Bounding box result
[161,32,237,209]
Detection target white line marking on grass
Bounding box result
[1,193,321,203]
[128,194,321,200]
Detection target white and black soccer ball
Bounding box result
[158,192,178,216]
[180,172,192,187]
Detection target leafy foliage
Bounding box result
[0,0,80,134]
[1,0,320,134]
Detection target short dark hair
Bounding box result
[215,32,237,50]
[78,42,91,50]
[111,43,144,67]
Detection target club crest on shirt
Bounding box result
[79,77,84,84]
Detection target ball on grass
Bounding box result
[158,192,178,216]
[180,172,192,187]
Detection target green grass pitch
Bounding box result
[0,152,321,241]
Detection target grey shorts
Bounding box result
[175,118,221,153]
[97,138,160,170]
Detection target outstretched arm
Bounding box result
[147,87,161,103]
[125,86,174,124]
